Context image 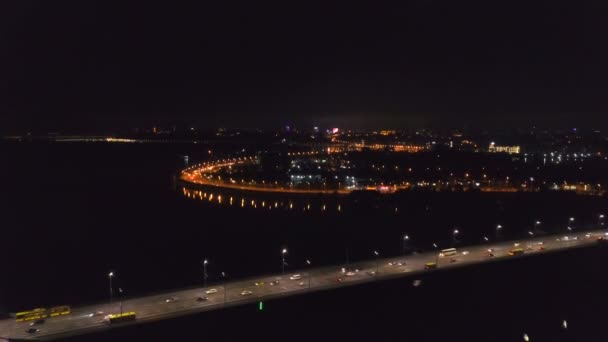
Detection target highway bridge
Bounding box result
[1,229,606,341]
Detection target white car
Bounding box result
[461,251,470,255]
[298,281,305,286]
[585,233,592,239]
[345,271,356,276]
[88,311,104,317]
[241,290,253,296]
[165,297,178,303]
[289,274,302,280]
[205,288,218,294]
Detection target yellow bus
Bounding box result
[106,312,136,324]
[509,248,525,256]
[15,308,48,322]
[49,305,71,317]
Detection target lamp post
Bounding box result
[306,259,312,289]
[402,234,410,257]
[202,259,208,288]
[567,217,575,232]
[221,272,227,306]
[432,243,439,264]
[281,248,287,274]
[108,271,114,304]
[118,287,124,315]
[373,250,379,277]
[533,220,541,235]
[452,229,460,247]
[495,224,503,240]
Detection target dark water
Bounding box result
[2,142,607,341]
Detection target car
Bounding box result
[449,258,457,263]
[269,280,280,286]
[585,233,593,239]
[488,253,495,257]
[25,328,40,334]
[345,271,356,276]
[387,262,394,266]
[562,236,570,241]
[367,271,376,276]
[88,311,104,317]
[29,319,45,326]
[103,314,113,322]
[298,281,305,286]
[538,246,545,251]
[165,297,179,303]
[461,251,470,255]
[289,274,302,280]
[424,262,437,269]
[241,290,253,296]
[513,243,521,247]
[336,277,344,282]
[396,262,404,266]
[205,289,218,294]
[196,296,208,302]
[255,281,264,286]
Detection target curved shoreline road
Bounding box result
[2,230,606,341]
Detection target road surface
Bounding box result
[1,229,606,341]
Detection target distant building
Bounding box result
[489,142,520,154]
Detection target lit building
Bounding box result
[489,142,520,154]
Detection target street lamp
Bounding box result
[495,224,503,240]
[402,234,410,256]
[567,217,575,232]
[221,272,227,306]
[281,248,288,274]
[202,259,208,288]
[373,250,379,276]
[108,271,114,304]
[306,259,312,289]
[533,220,541,235]
[452,229,460,246]
[118,287,124,315]
[432,243,439,264]
[600,214,605,227]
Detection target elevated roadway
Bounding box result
[1,230,606,340]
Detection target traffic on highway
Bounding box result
[1,229,606,340]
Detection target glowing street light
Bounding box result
[202,258,208,288]
[373,250,380,276]
[108,271,114,304]
[452,229,460,246]
[306,259,312,289]
[495,224,503,240]
[281,248,288,274]
[567,217,575,232]
[402,234,410,256]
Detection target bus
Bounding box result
[106,312,136,324]
[439,248,457,257]
[49,306,71,317]
[509,248,525,256]
[16,308,48,322]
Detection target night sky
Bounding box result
[1,1,607,133]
